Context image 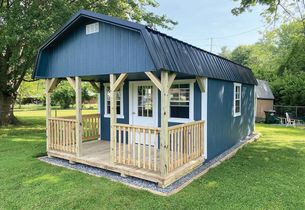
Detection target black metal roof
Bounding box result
[33,10,257,85]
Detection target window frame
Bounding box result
[103,83,124,119]
[86,22,99,35]
[233,83,242,117]
[169,79,195,123]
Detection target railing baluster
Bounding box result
[148,129,151,170]
[123,127,126,164]
[137,128,140,167]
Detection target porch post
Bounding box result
[160,70,170,177]
[110,74,117,163]
[75,76,83,157]
[45,79,51,152]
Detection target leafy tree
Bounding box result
[224,21,305,105]
[232,0,305,32]
[230,45,253,66]
[51,81,95,109]
[0,0,176,126]
[219,46,232,59]
[16,79,44,109]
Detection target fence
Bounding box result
[273,105,305,120]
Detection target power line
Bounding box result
[211,25,264,40]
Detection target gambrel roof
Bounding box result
[33,10,257,85]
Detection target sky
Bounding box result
[150,0,265,54]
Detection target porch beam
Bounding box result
[66,77,76,91]
[196,76,206,92]
[110,74,117,163]
[47,78,60,93]
[160,70,170,177]
[45,79,52,152]
[75,77,83,157]
[145,72,162,91]
[113,73,127,91]
[168,72,176,89]
[89,81,100,92]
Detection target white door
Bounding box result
[130,81,158,145]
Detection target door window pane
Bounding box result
[137,85,153,117]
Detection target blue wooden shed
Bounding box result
[33,10,257,187]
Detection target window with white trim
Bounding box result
[233,83,241,117]
[104,84,124,118]
[169,81,194,122]
[86,22,99,35]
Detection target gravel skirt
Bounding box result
[38,133,260,196]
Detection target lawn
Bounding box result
[0,112,305,209]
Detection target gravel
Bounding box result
[38,133,259,195]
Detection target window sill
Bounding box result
[233,113,241,117]
[169,118,193,123]
[104,114,124,119]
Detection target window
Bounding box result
[86,22,99,35]
[104,84,124,118]
[137,85,153,117]
[233,83,241,117]
[169,81,194,122]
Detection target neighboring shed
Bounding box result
[33,10,258,188]
[256,80,275,121]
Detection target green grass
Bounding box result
[0,113,305,210]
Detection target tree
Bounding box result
[0,0,176,126]
[51,81,95,109]
[230,45,253,66]
[16,79,44,109]
[219,46,231,59]
[232,0,305,32]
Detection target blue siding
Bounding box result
[100,81,129,141]
[207,79,254,160]
[36,20,155,78]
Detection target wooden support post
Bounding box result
[66,77,76,91]
[160,70,170,177]
[110,74,117,163]
[145,72,162,90]
[113,73,128,91]
[196,77,206,92]
[89,81,100,92]
[75,77,83,157]
[45,79,52,152]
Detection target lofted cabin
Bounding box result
[33,10,257,187]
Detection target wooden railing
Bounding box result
[48,118,77,153]
[82,114,100,141]
[168,120,204,172]
[113,123,161,172]
[48,114,100,153]
[58,114,100,142]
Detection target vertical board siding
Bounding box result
[36,20,155,78]
[207,79,254,160]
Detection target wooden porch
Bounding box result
[47,114,204,186]
[45,71,206,187]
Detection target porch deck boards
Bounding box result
[48,140,204,187]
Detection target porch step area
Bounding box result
[47,140,204,187]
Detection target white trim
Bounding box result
[103,83,124,119]
[128,80,159,127]
[233,83,242,117]
[201,78,208,159]
[169,80,195,123]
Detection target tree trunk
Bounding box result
[0,92,18,126]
